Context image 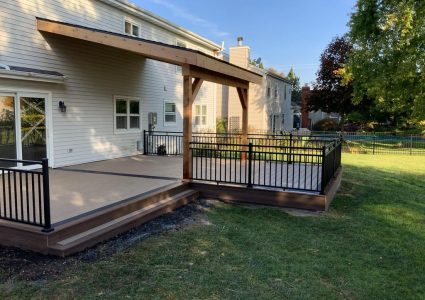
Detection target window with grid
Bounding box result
[114,97,141,132]
[164,101,177,125]
[124,19,140,37]
[194,104,207,126]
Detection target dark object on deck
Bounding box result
[157,145,167,156]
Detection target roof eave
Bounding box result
[102,0,222,51]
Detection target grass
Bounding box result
[1,154,425,299]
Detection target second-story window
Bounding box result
[124,19,140,37]
[274,87,278,99]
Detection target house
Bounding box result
[0,0,229,168]
[217,37,294,133]
[0,0,342,256]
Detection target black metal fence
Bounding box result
[0,158,52,231]
[190,138,342,194]
[310,131,425,155]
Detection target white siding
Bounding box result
[0,0,219,167]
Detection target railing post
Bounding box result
[288,133,293,164]
[410,134,413,155]
[41,158,53,232]
[247,142,253,188]
[372,135,376,155]
[320,146,326,194]
[143,130,147,155]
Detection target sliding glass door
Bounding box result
[20,96,47,163]
[0,95,17,167]
[0,93,48,168]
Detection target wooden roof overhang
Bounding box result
[37,18,259,180]
[36,18,262,89]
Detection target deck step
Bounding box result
[47,189,199,256]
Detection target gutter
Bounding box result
[0,69,66,84]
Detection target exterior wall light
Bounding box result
[59,101,67,113]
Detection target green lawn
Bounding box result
[1,154,425,299]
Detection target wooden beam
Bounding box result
[36,18,262,84]
[236,87,247,109]
[183,65,249,89]
[182,75,193,180]
[191,78,204,102]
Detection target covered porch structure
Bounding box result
[36,17,262,180]
[0,19,342,256]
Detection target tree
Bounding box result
[249,57,264,69]
[267,67,285,78]
[287,67,301,106]
[309,36,357,129]
[346,0,425,119]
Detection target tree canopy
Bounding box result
[347,0,425,119]
[287,67,301,106]
[309,36,356,119]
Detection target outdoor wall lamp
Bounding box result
[59,101,67,113]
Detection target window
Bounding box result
[266,82,271,98]
[176,40,187,73]
[194,105,207,126]
[124,18,140,37]
[164,101,176,125]
[274,87,278,99]
[114,96,141,132]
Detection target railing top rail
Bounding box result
[0,158,44,164]
[189,141,325,151]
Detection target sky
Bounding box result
[133,0,357,85]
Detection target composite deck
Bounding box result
[0,155,341,256]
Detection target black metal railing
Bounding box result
[143,131,336,156]
[320,139,342,193]
[0,158,52,232]
[190,138,342,193]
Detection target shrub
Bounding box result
[313,118,340,131]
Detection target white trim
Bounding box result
[194,104,208,127]
[113,95,142,134]
[0,89,54,167]
[163,100,177,126]
[123,16,141,38]
[0,69,66,84]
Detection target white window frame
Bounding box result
[164,101,177,126]
[113,96,142,134]
[123,17,141,38]
[194,104,207,126]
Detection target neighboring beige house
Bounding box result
[218,38,294,133]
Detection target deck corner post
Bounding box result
[143,130,147,155]
[320,146,327,195]
[247,142,253,188]
[288,133,293,164]
[41,158,53,233]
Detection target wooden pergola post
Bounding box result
[182,74,193,180]
[237,87,249,158]
[182,66,204,180]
